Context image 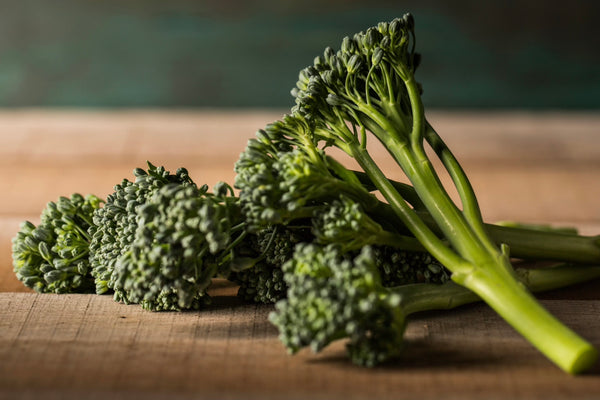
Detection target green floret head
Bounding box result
[110,182,239,311]
[291,13,420,146]
[230,224,313,304]
[234,114,379,229]
[12,193,103,293]
[372,246,450,287]
[269,243,407,367]
[234,115,324,227]
[312,195,388,252]
[89,162,196,295]
[231,258,286,304]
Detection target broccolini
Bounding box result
[9,12,600,375]
[239,14,598,373]
[111,183,241,311]
[12,193,103,293]
[229,223,313,304]
[89,162,195,294]
[270,243,600,367]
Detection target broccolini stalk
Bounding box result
[286,14,595,373]
[270,244,600,367]
[236,117,600,278]
[355,170,600,264]
[111,182,243,311]
[89,162,195,295]
[12,194,103,293]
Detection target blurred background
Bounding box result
[0,0,598,110]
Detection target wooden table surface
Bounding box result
[1,110,600,399]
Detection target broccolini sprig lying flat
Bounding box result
[89,162,196,294]
[270,244,600,367]
[111,183,241,311]
[12,194,103,293]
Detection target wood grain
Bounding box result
[1,290,599,400]
[1,110,600,399]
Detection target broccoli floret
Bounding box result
[231,258,286,304]
[230,224,313,303]
[111,182,241,311]
[372,246,450,287]
[271,243,600,367]
[235,115,384,230]
[231,224,454,304]
[257,225,303,265]
[12,194,103,293]
[246,14,599,373]
[270,244,407,367]
[89,162,195,295]
[312,194,423,253]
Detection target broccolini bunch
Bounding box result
[10,12,600,375]
[237,13,600,373]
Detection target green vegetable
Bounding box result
[9,12,600,375]
[270,244,600,367]
[235,116,600,266]
[360,172,600,264]
[12,193,103,293]
[229,223,312,304]
[239,14,597,373]
[111,183,241,311]
[89,162,195,294]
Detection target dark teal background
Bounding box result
[1,0,598,109]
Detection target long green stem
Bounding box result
[353,170,600,263]
[397,264,600,373]
[459,257,597,374]
[486,224,600,263]
[371,199,600,263]
[400,264,600,315]
[349,77,596,374]
[350,144,467,270]
[387,201,600,264]
[402,75,496,259]
[374,140,596,373]
[412,207,600,264]
[423,121,493,251]
[376,132,487,263]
